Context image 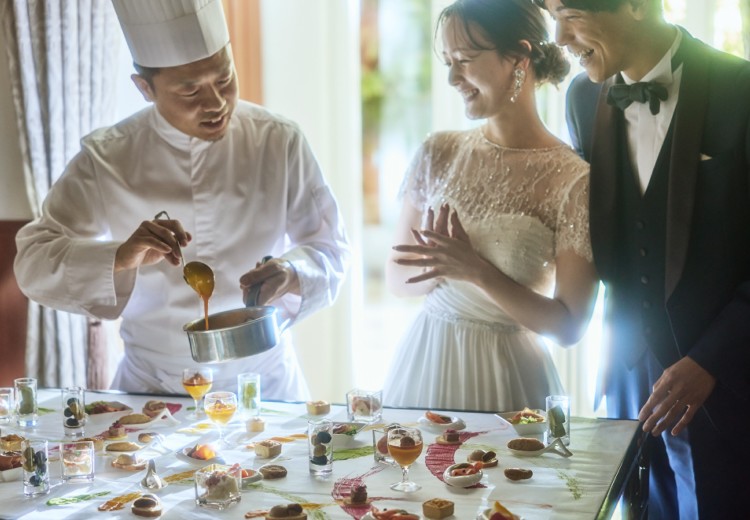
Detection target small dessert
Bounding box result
[246,417,266,433]
[507,437,545,452]
[142,400,167,418]
[467,449,498,467]
[436,429,461,445]
[184,444,217,460]
[258,464,287,479]
[265,503,306,519]
[106,422,127,440]
[487,500,519,520]
[0,434,25,452]
[138,432,163,444]
[504,467,533,481]
[118,413,151,425]
[255,439,282,458]
[131,494,163,517]
[425,411,453,424]
[510,407,545,425]
[105,441,142,452]
[199,466,241,502]
[79,437,105,452]
[343,484,369,506]
[350,395,380,416]
[369,507,420,519]
[111,453,147,471]
[306,400,330,416]
[85,400,129,414]
[422,498,455,519]
[0,451,22,471]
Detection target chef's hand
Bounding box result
[239,257,300,305]
[115,219,191,272]
[638,356,716,437]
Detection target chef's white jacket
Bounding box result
[14,102,350,400]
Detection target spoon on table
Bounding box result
[140,459,168,491]
[153,211,215,298]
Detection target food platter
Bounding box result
[417,414,466,432]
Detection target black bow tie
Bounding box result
[607,81,668,115]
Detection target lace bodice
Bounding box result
[402,127,592,262]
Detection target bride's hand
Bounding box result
[394,205,486,284]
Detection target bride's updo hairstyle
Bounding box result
[437,0,569,86]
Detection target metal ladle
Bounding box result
[140,459,168,490]
[154,211,215,298]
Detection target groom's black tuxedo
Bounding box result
[567,28,750,515]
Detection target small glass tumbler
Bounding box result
[194,463,242,509]
[60,440,95,482]
[14,378,38,428]
[346,388,382,423]
[545,394,571,446]
[237,372,261,418]
[22,439,49,496]
[372,425,398,466]
[0,387,13,424]
[308,419,333,477]
[62,387,87,437]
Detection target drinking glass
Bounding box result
[62,386,87,437]
[545,394,571,446]
[308,419,333,477]
[0,387,13,424]
[237,372,261,418]
[182,367,213,419]
[204,391,237,446]
[22,439,49,496]
[60,440,95,482]
[372,423,400,466]
[14,378,38,428]
[194,463,242,509]
[386,426,423,492]
[346,388,382,423]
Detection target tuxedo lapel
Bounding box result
[589,77,620,279]
[665,33,710,299]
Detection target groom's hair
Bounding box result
[534,0,641,12]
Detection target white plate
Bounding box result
[443,463,483,488]
[175,446,225,466]
[496,411,546,436]
[119,408,180,430]
[417,415,466,432]
[332,421,366,448]
[0,467,22,482]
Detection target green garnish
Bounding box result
[47,491,110,506]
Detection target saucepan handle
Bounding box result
[243,255,274,307]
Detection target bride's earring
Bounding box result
[510,68,526,103]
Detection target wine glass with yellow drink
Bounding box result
[182,367,213,420]
[204,391,237,446]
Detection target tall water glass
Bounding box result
[62,386,87,437]
[22,439,49,496]
[308,419,333,477]
[14,378,37,428]
[237,372,261,418]
[0,387,13,424]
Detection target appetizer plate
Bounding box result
[506,437,572,458]
[479,508,522,520]
[175,446,225,466]
[332,421,367,448]
[241,469,263,488]
[362,511,423,520]
[417,415,466,432]
[119,408,180,430]
[496,410,546,436]
[443,463,483,488]
[0,466,22,482]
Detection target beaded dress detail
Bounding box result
[383,128,591,412]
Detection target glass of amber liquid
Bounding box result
[204,391,237,446]
[387,426,423,492]
[182,367,213,419]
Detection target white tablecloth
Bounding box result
[0,389,639,519]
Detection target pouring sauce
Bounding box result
[183,261,215,330]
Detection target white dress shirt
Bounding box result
[14,101,349,399]
[622,29,683,193]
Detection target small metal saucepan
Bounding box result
[183,256,288,363]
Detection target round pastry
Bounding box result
[265,502,306,519]
[0,434,25,452]
[422,498,455,519]
[131,494,163,517]
[258,464,287,480]
[142,400,167,418]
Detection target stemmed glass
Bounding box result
[204,391,237,447]
[182,368,213,420]
[386,426,423,492]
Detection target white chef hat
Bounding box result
[111,0,230,68]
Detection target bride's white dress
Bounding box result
[382,128,592,412]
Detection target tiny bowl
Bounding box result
[443,463,483,488]
[332,421,366,448]
[240,468,263,489]
[417,415,466,432]
[496,410,546,436]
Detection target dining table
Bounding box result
[0,389,645,520]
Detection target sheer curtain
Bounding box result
[0,0,120,388]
